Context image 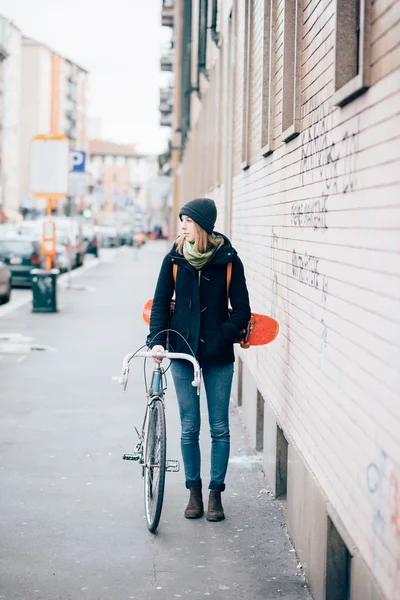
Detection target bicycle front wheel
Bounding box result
[144,399,166,533]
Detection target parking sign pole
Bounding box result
[30,134,69,271]
[43,198,57,270]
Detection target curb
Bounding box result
[0,256,102,319]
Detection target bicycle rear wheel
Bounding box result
[144,399,166,532]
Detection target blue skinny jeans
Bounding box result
[170,360,234,492]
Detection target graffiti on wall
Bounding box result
[296,99,359,235]
[299,99,358,194]
[270,227,279,319]
[291,196,328,230]
[366,450,400,598]
[289,100,360,366]
[292,251,320,288]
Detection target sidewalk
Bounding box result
[0,242,311,600]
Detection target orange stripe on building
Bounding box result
[51,54,62,134]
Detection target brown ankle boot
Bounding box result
[184,487,204,519]
[206,491,225,521]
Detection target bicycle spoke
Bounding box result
[144,401,166,532]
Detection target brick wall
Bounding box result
[177,1,400,597]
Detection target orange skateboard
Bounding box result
[142,299,279,348]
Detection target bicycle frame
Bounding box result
[119,349,201,532]
[119,350,201,465]
[134,365,167,472]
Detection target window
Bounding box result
[275,425,288,498]
[281,0,301,143]
[256,391,265,451]
[210,0,220,46]
[326,517,352,600]
[333,0,369,107]
[241,0,252,169]
[198,0,208,75]
[261,0,274,156]
[179,0,192,144]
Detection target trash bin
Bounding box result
[30,268,60,313]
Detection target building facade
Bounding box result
[87,139,160,227]
[20,37,88,214]
[51,55,88,151]
[0,16,22,218]
[166,1,400,599]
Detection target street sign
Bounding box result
[69,172,87,196]
[70,150,86,173]
[93,185,106,206]
[30,134,69,198]
[69,150,87,197]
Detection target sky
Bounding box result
[0,0,172,154]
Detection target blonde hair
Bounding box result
[176,221,217,254]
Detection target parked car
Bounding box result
[0,260,11,304]
[22,217,87,269]
[119,225,134,246]
[99,226,118,248]
[0,237,43,287]
[82,224,99,257]
[54,235,73,273]
[45,217,87,268]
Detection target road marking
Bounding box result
[0,333,34,342]
[0,343,55,354]
[59,283,97,292]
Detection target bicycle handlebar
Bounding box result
[119,350,201,392]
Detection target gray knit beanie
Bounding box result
[179,197,217,234]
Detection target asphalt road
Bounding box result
[0,243,311,600]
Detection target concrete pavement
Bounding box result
[0,242,312,600]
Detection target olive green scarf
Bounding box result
[183,234,224,269]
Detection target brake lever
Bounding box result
[192,367,202,395]
[119,365,129,392]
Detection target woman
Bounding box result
[147,197,251,522]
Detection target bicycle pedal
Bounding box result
[166,460,180,472]
[122,453,141,461]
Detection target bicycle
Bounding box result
[119,348,201,533]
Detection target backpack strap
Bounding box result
[173,263,178,286]
[226,262,232,296]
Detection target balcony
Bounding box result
[161,0,175,27]
[65,124,77,140]
[66,108,78,122]
[160,48,174,72]
[159,86,174,113]
[160,112,173,127]
[67,81,77,101]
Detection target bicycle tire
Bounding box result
[144,399,166,533]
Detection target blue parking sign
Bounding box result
[70,150,86,173]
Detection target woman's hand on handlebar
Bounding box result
[152,345,165,364]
